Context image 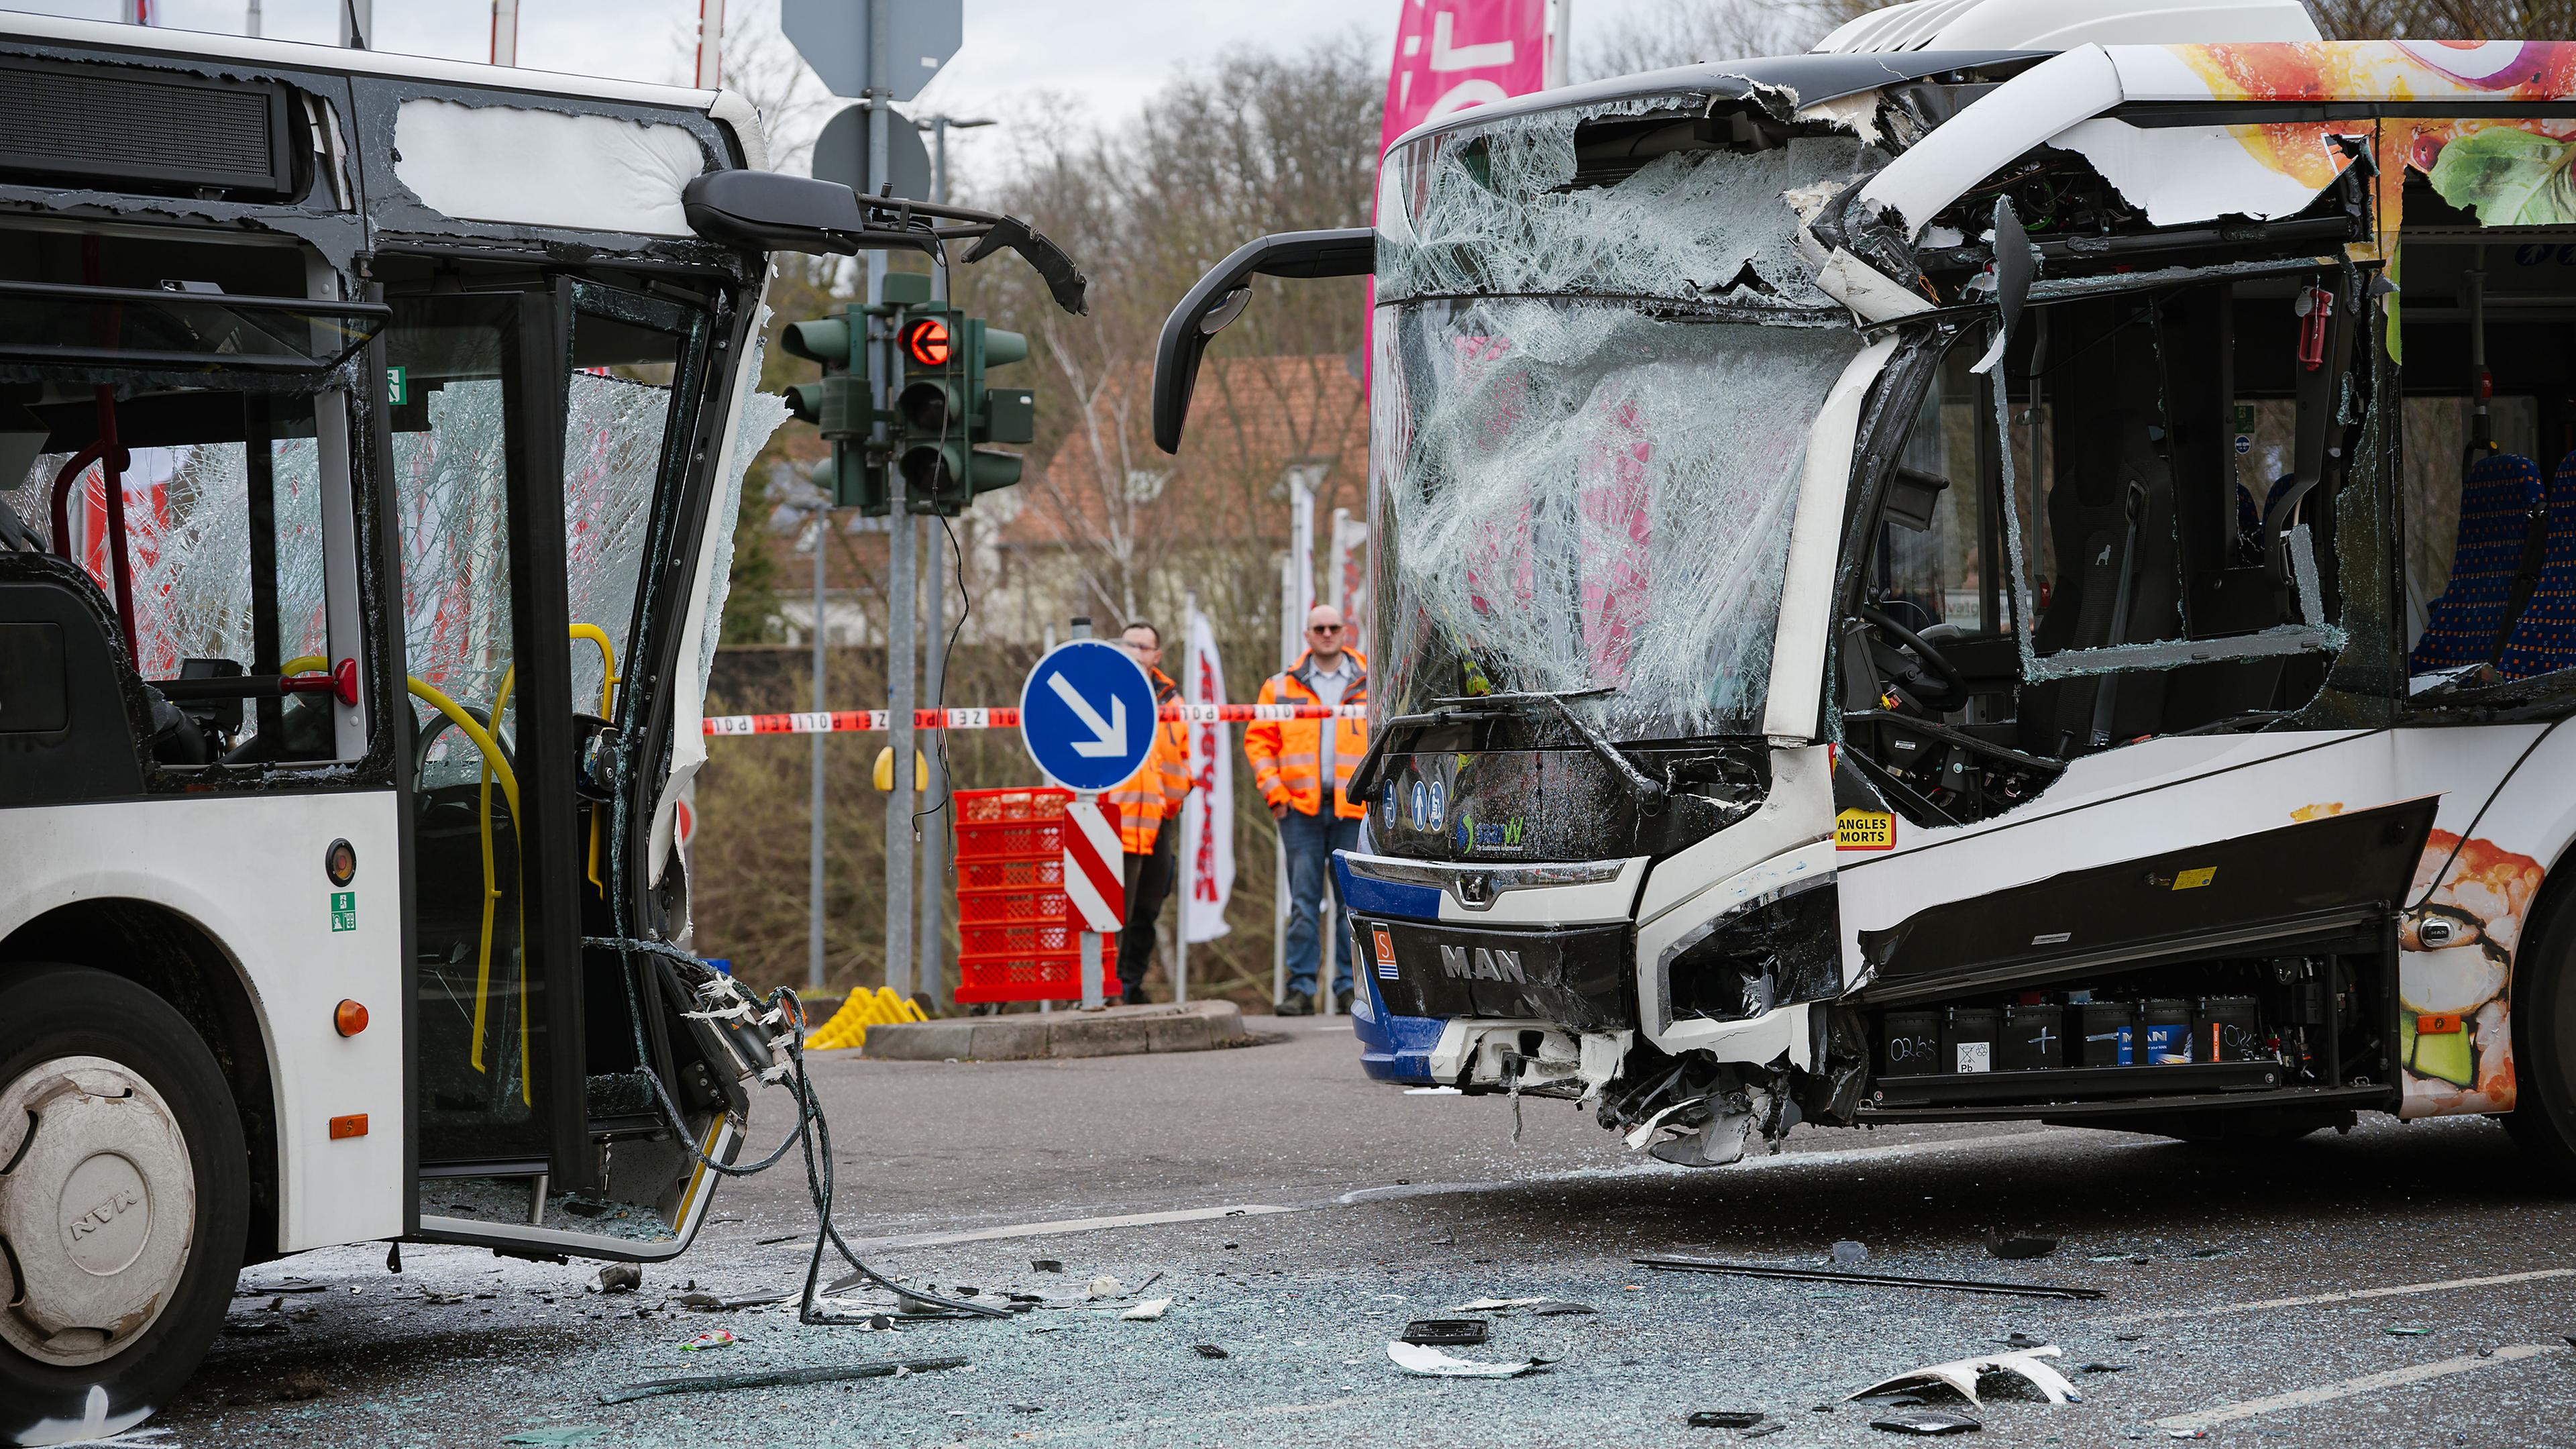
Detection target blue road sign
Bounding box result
[1019,639,1157,794]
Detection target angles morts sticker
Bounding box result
[1835,809,1894,852]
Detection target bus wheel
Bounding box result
[0,965,247,1446]
[2504,895,2576,1187]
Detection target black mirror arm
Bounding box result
[1152,227,1375,453]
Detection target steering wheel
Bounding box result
[1860,603,1968,713]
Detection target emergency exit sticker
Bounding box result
[1835,809,1895,851]
[330,891,356,932]
[386,366,409,406]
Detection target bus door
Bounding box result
[385,282,734,1254]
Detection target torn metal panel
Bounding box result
[394,99,705,237]
[2049,117,2354,227]
[1855,46,2125,241]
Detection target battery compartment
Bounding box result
[1859,948,2388,1114]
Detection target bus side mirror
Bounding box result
[1152,227,1375,454]
[683,169,866,255]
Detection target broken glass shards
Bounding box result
[1374,297,1862,739]
[1376,97,1884,313]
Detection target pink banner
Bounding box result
[1381,0,1548,154]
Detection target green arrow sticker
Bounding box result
[386,366,409,407]
[330,891,357,932]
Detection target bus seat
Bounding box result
[2496,452,2576,679]
[2024,411,2178,753]
[2410,451,2543,674]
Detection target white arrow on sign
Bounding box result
[1048,673,1130,758]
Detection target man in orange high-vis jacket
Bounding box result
[1244,603,1368,1016]
[1110,621,1191,1005]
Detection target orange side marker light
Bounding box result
[329,1114,368,1140]
[335,999,369,1036]
[2416,1012,2463,1035]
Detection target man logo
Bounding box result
[1436,943,1525,983]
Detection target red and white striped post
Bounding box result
[1062,795,1124,1010]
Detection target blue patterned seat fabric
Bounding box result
[2410,451,2543,674]
[2497,452,2576,678]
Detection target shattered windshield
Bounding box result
[1373,102,1876,739]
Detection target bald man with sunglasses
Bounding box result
[1244,604,1368,1015]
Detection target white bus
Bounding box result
[0,14,1078,1440]
[1157,1,2576,1178]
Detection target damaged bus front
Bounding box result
[1155,17,2576,1176]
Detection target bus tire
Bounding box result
[0,963,248,1446]
[2504,892,2576,1187]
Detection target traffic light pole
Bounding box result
[860,1,919,1008]
[809,511,827,990]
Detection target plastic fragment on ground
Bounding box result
[1387,1341,1542,1377]
[1194,1344,1229,1358]
[678,1329,737,1351]
[1031,1259,1063,1273]
[1868,1407,1982,1435]
[589,1264,641,1295]
[1452,1297,1548,1312]
[1688,1410,1767,1428]
[1984,1229,2057,1260]
[2385,1324,2432,1335]
[1833,1241,1869,1265]
[1086,1275,1122,1299]
[1401,1319,1489,1346]
[1120,1298,1173,1322]
[501,1428,610,1445]
[598,1356,969,1404]
[1847,1344,2080,1406]
[1404,1086,1462,1095]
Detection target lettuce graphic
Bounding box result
[2428,125,2576,225]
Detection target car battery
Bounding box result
[1881,1010,1941,1077]
[2197,996,2263,1063]
[2078,1001,2134,1067]
[1997,1004,2067,1071]
[2141,998,2194,1064]
[1943,1006,1999,1074]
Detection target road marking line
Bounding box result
[2103,1266,2576,1326]
[2153,1343,2567,1430]
[839,1127,2090,1253]
[844,1203,1300,1253]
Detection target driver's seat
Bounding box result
[2023,409,2179,755]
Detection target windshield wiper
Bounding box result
[1426,688,1670,810]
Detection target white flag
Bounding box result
[1179,606,1234,944]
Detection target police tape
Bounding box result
[701,702,1366,736]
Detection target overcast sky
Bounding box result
[9,0,1690,178]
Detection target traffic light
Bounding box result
[779,306,891,515]
[890,301,1033,516]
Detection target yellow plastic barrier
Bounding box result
[803,986,930,1051]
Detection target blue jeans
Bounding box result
[1279,808,1361,1000]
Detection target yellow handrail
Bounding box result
[296,625,620,1109]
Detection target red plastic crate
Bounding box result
[957,890,1073,926]
[954,818,1065,859]
[956,953,1114,1004]
[956,787,1069,826]
[957,857,1063,892]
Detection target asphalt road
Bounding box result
[165,1022,2576,1447]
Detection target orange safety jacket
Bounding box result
[1244,648,1369,820]
[1106,668,1193,854]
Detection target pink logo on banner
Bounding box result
[1381,0,1548,154]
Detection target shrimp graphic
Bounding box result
[2400,831,2542,1117]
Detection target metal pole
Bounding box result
[1273,554,1291,1010]
[918,519,947,1010]
[808,515,827,991]
[886,520,916,1003]
[1546,0,1572,89]
[244,0,259,38]
[1175,588,1193,1007]
[490,0,518,65]
[693,0,726,89]
[339,0,368,48]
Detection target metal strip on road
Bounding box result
[2102,1265,2576,1326]
[841,1203,1305,1254]
[2153,1343,2569,1431]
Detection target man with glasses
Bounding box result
[1244,604,1368,1015]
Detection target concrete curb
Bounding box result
[861,1000,1251,1061]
